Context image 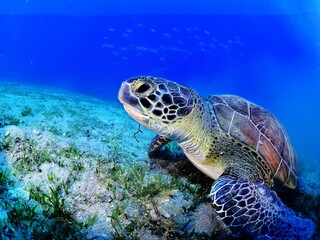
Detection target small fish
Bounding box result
[102,36,109,39]
[137,23,144,27]
[194,35,201,40]
[136,46,148,51]
[126,29,133,33]
[235,40,245,45]
[177,40,184,45]
[101,44,115,48]
[203,30,210,35]
[150,28,156,33]
[158,57,166,61]
[164,33,171,37]
[120,47,127,51]
[200,48,210,53]
[108,28,115,32]
[185,27,191,32]
[173,27,179,32]
[150,49,158,54]
[170,46,180,51]
[219,44,230,50]
[122,33,129,37]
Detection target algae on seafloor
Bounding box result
[0,81,213,239]
[0,82,318,239]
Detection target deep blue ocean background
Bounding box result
[0,1,319,168]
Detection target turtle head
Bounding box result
[118,76,196,138]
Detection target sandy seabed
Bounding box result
[0,81,318,239]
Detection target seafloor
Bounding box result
[0,81,318,239]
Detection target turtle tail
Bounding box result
[210,176,315,239]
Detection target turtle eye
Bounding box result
[136,82,151,94]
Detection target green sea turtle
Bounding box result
[118,76,315,239]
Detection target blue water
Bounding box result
[0,1,319,167]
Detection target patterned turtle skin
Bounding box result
[118,76,315,239]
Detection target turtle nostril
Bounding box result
[136,83,151,93]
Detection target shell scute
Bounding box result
[250,104,270,126]
[258,135,281,175]
[220,95,249,117]
[214,103,234,132]
[273,160,289,186]
[230,112,259,146]
[209,95,225,104]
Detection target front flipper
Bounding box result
[210,176,315,239]
[148,134,172,158]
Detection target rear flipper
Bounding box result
[210,176,315,239]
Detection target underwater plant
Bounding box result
[21,107,33,117]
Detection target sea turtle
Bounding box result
[118,76,315,239]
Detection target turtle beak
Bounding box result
[118,81,150,126]
[118,81,139,107]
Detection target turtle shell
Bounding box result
[210,95,298,189]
